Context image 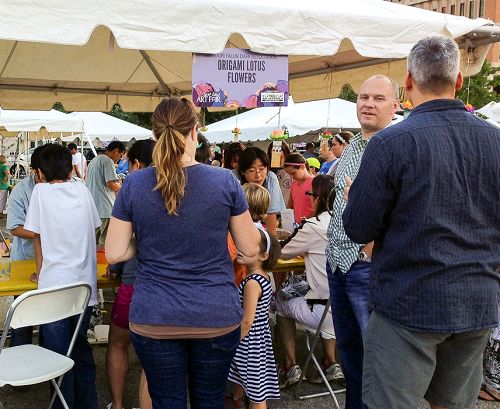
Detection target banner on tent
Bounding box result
[192,48,288,108]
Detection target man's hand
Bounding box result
[343,175,353,202]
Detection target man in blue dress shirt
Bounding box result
[344,36,500,409]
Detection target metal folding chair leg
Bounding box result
[50,378,70,409]
[294,299,345,409]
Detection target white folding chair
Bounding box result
[295,298,346,409]
[0,282,91,409]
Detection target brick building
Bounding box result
[386,0,500,65]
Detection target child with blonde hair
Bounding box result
[228,183,270,286]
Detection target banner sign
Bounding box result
[192,48,288,108]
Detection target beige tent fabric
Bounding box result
[0,0,497,111]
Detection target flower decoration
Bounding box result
[270,128,289,140]
[401,100,413,110]
[319,130,333,139]
[232,127,241,135]
[464,103,475,113]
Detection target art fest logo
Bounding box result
[192,48,288,108]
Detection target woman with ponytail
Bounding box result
[105,97,260,409]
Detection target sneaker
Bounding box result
[309,363,344,384]
[279,365,302,389]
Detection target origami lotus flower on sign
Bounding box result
[270,128,289,140]
[232,127,241,135]
[319,130,333,139]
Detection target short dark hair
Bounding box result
[38,144,73,182]
[195,133,211,164]
[238,147,270,183]
[106,141,126,152]
[260,229,281,270]
[128,139,155,168]
[311,174,336,219]
[223,142,245,169]
[67,143,77,151]
[30,144,50,170]
[305,142,315,151]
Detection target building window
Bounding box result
[469,1,475,18]
[479,0,485,17]
[459,3,465,15]
[451,4,456,14]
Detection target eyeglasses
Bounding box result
[245,166,267,175]
[305,191,318,197]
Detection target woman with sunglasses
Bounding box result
[235,147,286,236]
[276,174,343,387]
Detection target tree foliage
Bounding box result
[338,84,357,102]
[456,60,500,108]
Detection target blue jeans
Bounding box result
[131,326,240,409]
[40,306,97,409]
[327,261,371,409]
[9,296,33,347]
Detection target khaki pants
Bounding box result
[95,218,110,249]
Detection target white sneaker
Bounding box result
[279,365,303,389]
[309,363,344,384]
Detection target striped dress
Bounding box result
[228,273,280,403]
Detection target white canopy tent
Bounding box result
[0,108,83,138]
[0,0,498,111]
[204,97,369,143]
[62,112,152,143]
[0,108,84,177]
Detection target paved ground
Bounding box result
[0,219,497,409]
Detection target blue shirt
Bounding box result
[112,164,248,328]
[6,175,36,260]
[343,99,500,333]
[319,159,336,174]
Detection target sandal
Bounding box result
[479,386,500,402]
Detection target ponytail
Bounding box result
[152,98,198,215]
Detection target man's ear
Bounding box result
[404,72,413,92]
[455,71,464,91]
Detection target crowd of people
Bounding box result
[2,35,499,409]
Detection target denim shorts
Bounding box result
[363,311,491,409]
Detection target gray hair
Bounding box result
[408,36,460,94]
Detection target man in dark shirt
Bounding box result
[343,36,500,409]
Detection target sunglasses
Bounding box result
[305,191,318,197]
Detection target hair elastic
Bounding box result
[255,223,271,254]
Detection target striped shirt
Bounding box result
[325,133,368,273]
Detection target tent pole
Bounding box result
[86,133,98,158]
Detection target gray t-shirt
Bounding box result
[86,154,118,218]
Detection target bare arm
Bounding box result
[33,234,42,275]
[241,279,262,339]
[263,213,278,237]
[11,225,36,240]
[73,164,82,179]
[229,210,260,258]
[106,180,121,193]
[105,217,136,264]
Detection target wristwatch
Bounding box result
[358,251,372,263]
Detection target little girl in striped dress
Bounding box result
[228,226,281,408]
